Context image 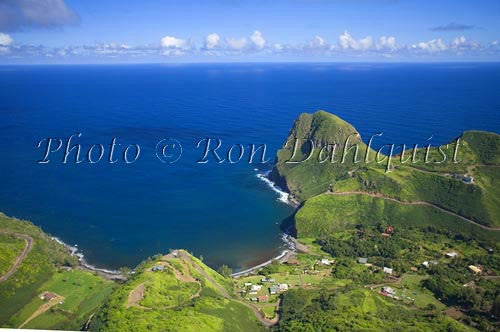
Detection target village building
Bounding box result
[358,257,368,264]
[468,265,482,274]
[383,267,393,275]
[381,286,396,295]
[244,282,252,287]
[321,258,334,265]
[40,292,58,301]
[152,265,165,272]
[251,284,262,291]
[270,285,280,295]
[279,283,289,291]
[410,266,418,272]
[286,258,300,265]
[445,252,458,258]
[258,295,268,302]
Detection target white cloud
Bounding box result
[226,37,247,50]
[338,31,373,50]
[0,32,13,46]
[161,36,187,49]
[309,36,327,49]
[357,36,373,50]
[0,32,13,53]
[412,38,447,52]
[250,30,266,49]
[205,33,220,49]
[377,36,396,50]
[451,36,480,50]
[273,43,283,51]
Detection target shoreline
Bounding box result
[51,236,126,280]
[2,169,300,281]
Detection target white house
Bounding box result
[446,252,458,258]
[383,267,393,275]
[321,258,333,265]
[251,285,262,291]
[279,283,289,291]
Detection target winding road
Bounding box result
[179,251,279,327]
[327,191,500,231]
[0,231,33,283]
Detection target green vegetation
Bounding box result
[0,214,114,330]
[295,193,499,243]
[275,287,472,331]
[270,110,370,201]
[272,110,500,227]
[90,251,264,332]
[0,233,25,276]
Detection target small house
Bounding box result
[410,266,418,272]
[383,267,393,275]
[445,252,458,258]
[422,261,429,268]
[279,283,289,291]
[270,285,280,295]
[41,292,58,301]
[321,258,333,265]
[381,286,395,295]
[258,295,268,302]
[152,265,165,272]
[358,257,368,264]
[468,265,482,274]
[250,297,258,302]
[244,282,252,287]
[251,284,262,291]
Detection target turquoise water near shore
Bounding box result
[0,63,499,270]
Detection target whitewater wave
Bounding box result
[51,236,122,275]
[255,170,291,205]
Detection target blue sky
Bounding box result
[1,0,500,63]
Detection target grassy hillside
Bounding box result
[270,110,370,201]
[295,193,499,243]
[275,287,472,332]
[0,213,114,330]
[90,250,264,332]
[273,110,500,228]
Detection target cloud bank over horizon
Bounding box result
[1,29,499,63]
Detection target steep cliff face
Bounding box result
[270,110,367,202]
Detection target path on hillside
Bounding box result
[19,292,64,328]
[0,231,33,282]
[327,191,500,231]
[179,251,279,327]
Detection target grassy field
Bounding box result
[8,269,115,330]
[0,214,79,326]
[0,233,25,276]
[295,193,499,243]
[0,214,114,330]
[90,252,265,332]
[376,274,446,310]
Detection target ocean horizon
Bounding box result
[1,62,500,271]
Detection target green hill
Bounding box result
[90,250,265,332]
[270,110,370,201]
[272,110,500,228]
[0,213,115,330]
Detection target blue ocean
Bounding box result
[1,63,499,271]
